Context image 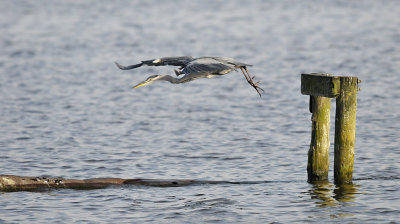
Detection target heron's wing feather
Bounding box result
[115,62,142,70]
[182,62,234,75]
[143,56,193,67]
[116,56,193,70]
[209,57,252,67]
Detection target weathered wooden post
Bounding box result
[307,95,331,181]
[334,76,358,184]
[301,73,359,184]
[302,74,338,181]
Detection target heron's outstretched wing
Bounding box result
[182,58,235,75]
[209,57,253,67]
[115,56,194,70]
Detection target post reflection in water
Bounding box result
[307,180,360,208]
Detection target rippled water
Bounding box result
[1,0,400,223]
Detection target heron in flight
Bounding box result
[115,56,264,96]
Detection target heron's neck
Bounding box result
[159,75,179,84]
[159,75,191,84]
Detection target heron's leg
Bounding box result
[244,67,257,82]
[240,67,251,82]
[242,66,264,97]
[245,67,264,90]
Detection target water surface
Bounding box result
[1,0,399,223]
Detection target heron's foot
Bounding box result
[247,79,264,97]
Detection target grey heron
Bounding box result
[115,56,264,96]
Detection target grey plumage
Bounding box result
[115,56,263,96]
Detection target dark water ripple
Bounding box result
[1,0,400,223]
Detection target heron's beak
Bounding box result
[133,80,149,88]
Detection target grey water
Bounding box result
[1,0,399,223]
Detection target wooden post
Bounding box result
[302,73,337,182]
[307,95,331,181]
[334,77,358,184]
[301,73,359,184]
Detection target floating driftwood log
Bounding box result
[0,175,226,191]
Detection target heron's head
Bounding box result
[133,75,162,88]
